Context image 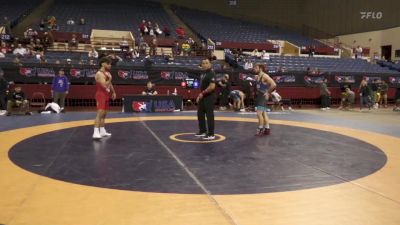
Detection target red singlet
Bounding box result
[95,71,111,110]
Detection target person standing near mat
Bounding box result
[93,57,116,139]
[196,58,216,140]
[51,68,69,112]
[253,64,276,136]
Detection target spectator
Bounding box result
[79,18,85,25]
[139,20,147,35]
[88,47,98,59]
[13,44,28,57]
[149,36,158,56]
[252,49,260,58]
[51,68,69,111]
[181,41,191,56]
[66,58,72,65]
[218,74,231,110]
[379,80,388,108]
[355,45,363,59]
[370,79,379,109]
[67,18,75,25]
[359,79,372,111]
[24,28,38,39]
[1,42,11,54]
[339,88,355,110]
[261,50,270,60]
[163,26,170,37]
[39,19,46,31]
[41,32,54,50]
[154,23,163,36]
[139,40,149,55]
[125,48,139,60]
[69,34,78,50]
[6,87,31,116]
[308,45,315,57]
[320,78,331,110]
[142,81,158,95]
[176,27,185,39]
[172,41,181,56]
[244,60,253,70]
[2,16,11,35]
[47,16,57,29]
[0,70,8,114]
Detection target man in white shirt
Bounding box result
[261,50,270,60]
[88,48,98,59]
[244,60,253,70]
[13,44,27,56]
[355,46,363,59]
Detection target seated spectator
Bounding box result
[163,26,170,37]
[13,56,22,66]
[261,50,270,60]
[66,58,72,65]
[39,19,46,31]
[6,87,31,116]
[1,42,11,54]
[176,27,185,39]
[142,81,158,95]
[47,16,57,29]
[139,20,147,35]
[41,32,54,50]
[69,34,78,50]
[67,18,75,25]
[88,48,99,59]
[139,41,149,55]
[244,60,253,70]
[13,44,28,57]
[24,28,38,39]
[125,49,139,60]
[154,23,163,36]
[252,49,260,58]
[339,88,355,110]
[119,37,129,52]
[181,41,191,56]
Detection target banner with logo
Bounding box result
[1,64,399,87]
[123,95,183,113]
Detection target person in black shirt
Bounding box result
[6,87,31,116]
[0,70,8,112]
[196,59,216,140]
[218,74,230,110]
[142,81,158,95]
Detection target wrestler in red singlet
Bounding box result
[93,57,116,139]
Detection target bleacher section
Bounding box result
[40,0,177,39]
[377,61,400,72]
[227,54,398,74]
[0,0,42,29]
[0,52,203,69]
[174,7,324,48]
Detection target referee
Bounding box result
[195,58,216,140]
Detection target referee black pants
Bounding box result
[197,96,215,136]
